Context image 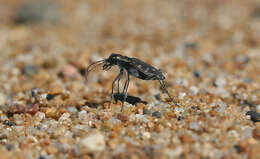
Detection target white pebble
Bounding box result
[135,114,148,123]
[189,122,201,131]
[39,94,47,101]
[165,147,183,158]
[1,114,8,121]
[215,77,226,87]
[243,128,252,138]
[34,112,45,122]
[178,92,186,99]
[13,114,23,125]
[67,107,78,114]
[27,135,38,143]
[142,132,151,139]
[228,130,239,138]
[214,88,230,98]
[14,126,24,132]
[189,86,199,96]
[218,101,227,108]
[251,95,258,102]
[175,78,189,87]
[256,105,260,111]
[174,107,184,115]
[78,110,87,121]
[129,114,136,122]
[79,132,105,154]
[59,113,70,122]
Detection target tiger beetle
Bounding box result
[85,53,179,110]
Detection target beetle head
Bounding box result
[102,53,121,70]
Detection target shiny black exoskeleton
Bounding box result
[103,54,165,80]
[86,53,178,109]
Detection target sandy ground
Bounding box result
[0,0,260,159]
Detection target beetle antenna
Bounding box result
[85,60,105,80]
[158,80,179,106]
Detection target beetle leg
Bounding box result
[117,76,121,94]
[158,80,179,106]
[121,71,130,111]
[122,74,128,95]
[109,69,124,108]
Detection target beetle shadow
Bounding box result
[113,93,147,105]
[85,101,100,108]
[85,93,147,108]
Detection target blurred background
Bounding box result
[0,0,260,102]
[0,0,260,158]
[0,0,259,93]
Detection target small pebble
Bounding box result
[175,79,189,87]
[243,128,252,138]
[185,42,197,48]
[59,64,78,79]
[0,134,7,139]
[213,77,227,87]
[129,114,136,122]
[27,103,39,116]
[246,111,260,122]
[14,0,60,24]
[67,106,78,114]
[3,120,15,126]
[165,147,183,158]
[144,146,153,156]
[178,92,186,100]
[189,122,201,131]
[214,88,230,98]
[46,94,55,101]
[38,155,45,159]
[58,113,70,122]
[78,110,88,121]
[154,94,160,100]
[189,86,199,96]
[143,109,151,115]
[1,114,8,122]
[174,107,184,114]
[117,113,128,122]
[256,105,260,111]
[142,132,151,139]
[236,55,250,64]
[31,88,38,98]
[34,112,45,122]
[228,130,239,138]
[136,114,149,123]
[234,145,242,153]
[35,126,41,130]
[79,132,105,154]
[192,71,200,78]
[243,78,252,84]
[252,6,260,18]
[9,104,26,114]
[13,114,24,125]
[22,65,38,76]
[152,111,161,118]
[252,127,260,140]
[177,116,184,121]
